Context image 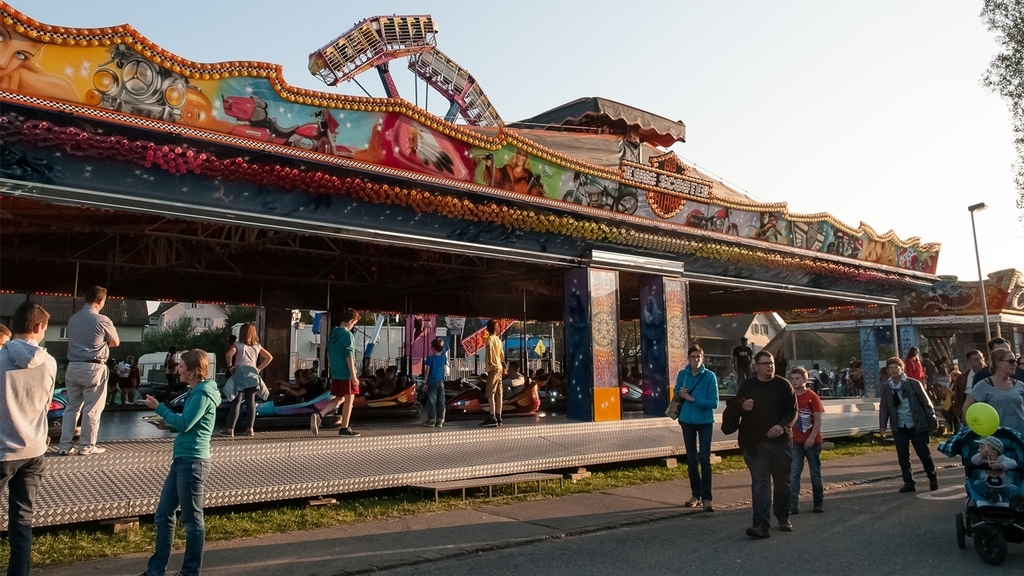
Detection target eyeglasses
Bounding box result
[756,362,775,366]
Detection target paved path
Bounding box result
[34,443,960,576]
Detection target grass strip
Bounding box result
[1,434,906,568]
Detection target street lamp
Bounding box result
[968,202,991,343]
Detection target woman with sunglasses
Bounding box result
[963,349,1024,435]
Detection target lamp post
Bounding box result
[968,202,991,343]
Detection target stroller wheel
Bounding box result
[955,513,966,550]
[973,524,1008,566]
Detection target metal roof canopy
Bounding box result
[1,179,901,318]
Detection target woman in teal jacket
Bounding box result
[142,349,222,576]
[675,344,720,511]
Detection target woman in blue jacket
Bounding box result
[675,344,720,511]
[142,349,222,576]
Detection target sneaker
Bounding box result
[703,502,715,512]
[58,446,78,456]
[746,525,770,539]
[310,413,321,436]
[338,427,361,437]
[479,417,497,427]
[435,421,444,428]
[899,483,916,493]
[79,446,105,456]
[496,416,503,426]
[813,505,824,513]
[683,497,701,508]
[778,518,793,532]
[423,420,436,427]
[929,476,939,491]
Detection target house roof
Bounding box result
[150,302,177,318]
[1,294,150,325]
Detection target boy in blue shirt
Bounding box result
[422,338,448,427]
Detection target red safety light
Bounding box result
[49,401,62,412]
[620,385,629,395]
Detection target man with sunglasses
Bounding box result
[879,356,938,493]
[723,350,797,539]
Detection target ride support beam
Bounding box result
[639,276,688,417]
[376,63,400,99]
[564,267,620,422]
[859,327,879,398]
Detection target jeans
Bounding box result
[424,382,445,423]
[680,422,713,502]
[893,427,936,486]
[790,443,823,509]
[146,458,210,576]
[60,362,108,452]
[1,457,44,576]
[743,441,793,529]
[226,387,257,431]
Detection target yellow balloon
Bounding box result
[966,402,1000,437]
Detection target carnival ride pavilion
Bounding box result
[0,4,949,530]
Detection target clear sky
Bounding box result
[9,0,1022,280]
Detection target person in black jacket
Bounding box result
[722,350,797,539]
[878,356,938,493]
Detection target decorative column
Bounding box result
[564,267,620,422]
[898,325,919,360]
[859,327,878,398]
[639,276,688,416]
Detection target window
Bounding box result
[761,323,769,334]
[59,327,68,340]
[187,303,199,309]
[202,318,212,328]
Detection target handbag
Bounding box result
[665,395,683,419]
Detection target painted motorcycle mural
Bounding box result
[562,171,639,215]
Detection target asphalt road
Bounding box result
[379,466,1004,576]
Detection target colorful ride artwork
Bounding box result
[0,3,938,274]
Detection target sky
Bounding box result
[8,0,1022,280]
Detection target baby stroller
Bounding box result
[940,426,1024,565]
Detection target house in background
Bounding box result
[689,312,785,386]
[149,302,227,331]
[0,294,151,376]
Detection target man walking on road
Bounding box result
[722,350,797,539]
[59,286,119,456]
[311,308,361,437]
[879,356,938,493]
[480,319,505,427]
[0,302,57,576]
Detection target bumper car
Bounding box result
[620,380,643,412]
[446,376,540,417]
[47,388,82,438]
[167,380,419,429]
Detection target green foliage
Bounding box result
[824,332,862,369]
[981,0,1024,219]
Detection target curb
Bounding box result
[331,461,962,575]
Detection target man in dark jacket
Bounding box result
[722,350,797,539]
[879,356,938,493]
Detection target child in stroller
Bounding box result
[970,436,1020,504]
[940,425,1024,565]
